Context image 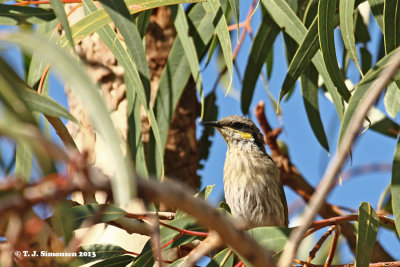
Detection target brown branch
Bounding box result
[183,231,223,267]
[325,225,341,267]
[137,178,276,267]
[306,226,337,265]
[254,101,394,262]
[278,51,400,267]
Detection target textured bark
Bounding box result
[67,6,199,195]
[144,7,199,190]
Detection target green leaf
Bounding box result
[369,0,384,31]
[338,48,400,146]
[202,0,233,93]
[207,248,234,267]
[132,215,205,267]
[301,64,329,152]
[241,11,280,114]
[127,79,148,178]
[0,55,75,122]
[14,141,32,182]
[53,204,125,237]
[170,257,186,267]
[20,88,77,122]
[91,255,134,267]
[198,92,219,168]
[280,17,318,102]
[354,11,371,44]
[241,227,291,265]
[59,0,203,47]
[360,46,372,74]
[318,0,351,102]
[82,0,163,178]
[228,0,240,40]
[1,31,135,205]
[384,82,400,118]
[134,10,152,38]
[303,0,318,28]
[340,0,362,75]
[195,184,215,200]
[355,202,379,267]
[76,244,128,264]
[50,0,75,51]
[0,4,55,25]
[171,4,204,119]
[392,136,400,237]
[97,0,150,96]
[265,46,273,79]
[383,0,400,54]
[151,3,215,176]
[261,0,344,120]
[176,184,216,219]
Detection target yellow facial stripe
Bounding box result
[231,128,252,139]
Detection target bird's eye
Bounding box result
[231,122,245,130]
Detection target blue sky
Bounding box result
[198,1,400,261]
[1,0,399,262]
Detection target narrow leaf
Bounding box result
[360,46,372,74]
[59,0,203,47]
[355,202,379,267]
[202,0,233,93]
[301,64,329,151]
[242,11,280,114]
[14,141,32,182]
[208,248,234,267]
[392,136,400,237]
[280,17,319,101]
[91,255,134,267]
[1,31,135,205]
[82,0,163,178]
[383,0,400,54]
[21,88,77,122]
[384,82,400,119]
[229,0,240,41]
[127,78,148,178]
[338,48,400,146]
[171,4,204,119]
[0,4,55,25]
[132,215,205,266]
[152,3,215,174]
[241,227,291,265]
[261,0,344,119]
[97,0,150,96]
[368,0,384,31]
[50,0,75,51]
[318,0,351,101]
[340,0,363,75]
[77,244,127,264]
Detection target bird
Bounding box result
[203,115,288,228]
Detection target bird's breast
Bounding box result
[223,148,285,227]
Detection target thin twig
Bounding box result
[324,225,341,267]
[305,226,337,265]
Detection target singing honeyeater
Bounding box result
[203,115,288,228]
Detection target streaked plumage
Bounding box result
[203,115,288,228]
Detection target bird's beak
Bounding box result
[202,121,221,128]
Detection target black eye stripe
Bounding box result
[230,122,250,131]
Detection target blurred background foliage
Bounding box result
[0,0,399,266]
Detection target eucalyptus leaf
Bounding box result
[355,202,379,267]
[392,137,400,237]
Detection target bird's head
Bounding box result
[203,115,266,152]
